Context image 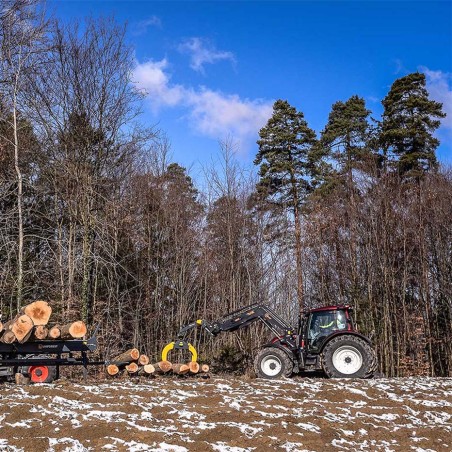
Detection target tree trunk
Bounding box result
[59,321,87,339]
[294,204,304,315]
[172,363,190,375]
[13,101,24,311]
[113,348,140,363]
[4,314,33,342]
[153,361,172,373]
[1,330,16,343]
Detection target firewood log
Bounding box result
[142,364,155,375]
[201,364,210,373]
[20,300,52,326]
[172,363,190,375]
[0,330,16,343]
[113,348,140,364]
[4,315,33,343]
[138,354,149,366]
[48,325,61,339]
[32,325,48,340]
[0,322,3,333]
[15,373,30,385]
[153,360,172,374]
[126,362,139,374]
[188,361,200,374]
[106,364,120,376]
[59,321,87,339]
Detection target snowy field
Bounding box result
[0,376,451,451]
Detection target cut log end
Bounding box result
[155,360,172,373]
[143,364,155,375]
[11,315,34,342]
[201,364,210,373]
[60,321,87,339]
[188,361,200,374]
[48,326,61,339]
[138,354,150,366]
[125,362,139,374]
[15,373,30,385]
[172,363,190,375]
[1,330,16,344]
[106,364,120,376]
[21,300,52,326]
[33,325,48,340]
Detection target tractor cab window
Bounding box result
[308,310,347,348]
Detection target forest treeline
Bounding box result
[0,1,450,376]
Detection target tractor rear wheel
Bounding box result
[18,355,57,383]
[254,347,293,379]
[321,335,375,379]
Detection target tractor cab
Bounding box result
[301,306,354,352]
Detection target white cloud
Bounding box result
[133,16,162,35]
[132,59,184,110]
[178,37,236,74]
[132,59,273,146]
[421,67,452,130]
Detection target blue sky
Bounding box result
[52,1,452,173]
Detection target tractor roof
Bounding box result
[309,305,351,313]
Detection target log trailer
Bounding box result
[0,332,101,383]
[163,303,377,379]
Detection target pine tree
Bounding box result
[321,95,372,189]
[380,72,446,177]
[255,99,317,313]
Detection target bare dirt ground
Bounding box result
[0,376,451,451]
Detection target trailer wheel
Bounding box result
[19,355,57,383]
[321,335,375,379]
[254,347,293,379]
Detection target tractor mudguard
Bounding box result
[262,342,297,365]
[319,331,372,353]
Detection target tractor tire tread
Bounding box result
[254,347,293,379]
[321,335,375,379]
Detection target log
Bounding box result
[172,363,190,375]
[138,354,149,366]
[0,322,3,333]
[188,361,200,374]
[113,348,140,364]
[4,315,34,343]
[32,325,48,340]
[59,321,87,339]
[20,300,52,326]
[106,364,120,376]
[142,364,155,375]
[125,362,139,374]
[15,373,30,385]
[201,364,210,373]
[48,325,61,339]
[153,360,172,374]
[0,330,16,344]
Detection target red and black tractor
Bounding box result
[169,303,376,379]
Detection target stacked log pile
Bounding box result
[107,348,210,379]
[0,300,87,344]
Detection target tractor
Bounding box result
[164,303,376,379]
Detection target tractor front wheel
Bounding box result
[254,347,293,379]
[321,335,375,379]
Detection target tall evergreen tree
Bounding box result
[380,72,446,177]
[321,95,372,189]
[255,99,317,313]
